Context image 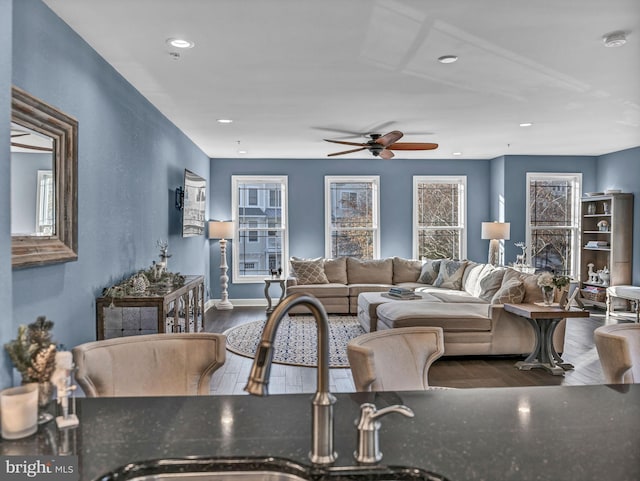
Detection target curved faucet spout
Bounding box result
[244,292,337,465]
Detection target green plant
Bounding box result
[537,271,570,290]
[4,316,57,383]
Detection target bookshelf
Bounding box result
[579,193,633,308]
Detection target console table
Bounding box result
[504,303,589,375]
[96,275,205,339]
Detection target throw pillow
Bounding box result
[290,258,329,285]
[434,260,468,290]
[491,279,525,304]
[323,257,348,284]
[418,259,442,284]
[478,268,506,301]
[392,257,423,283]
[462,262,484,294]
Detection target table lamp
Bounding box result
[481,221,510,266]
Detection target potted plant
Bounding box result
[4,316,57,411]
[537,272,571,306]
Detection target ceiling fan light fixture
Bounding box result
[602,31,627,47]
[438,55,458,64]
[166,38,195,49]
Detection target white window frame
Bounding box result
[525,172,581,278]
[324,175,380,259]
[412,176,467,260]
[232,175,288,283]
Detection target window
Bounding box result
[325,176,380,259]
[413,176,466,260]
[232,176,288,283]
[526,173,581,277]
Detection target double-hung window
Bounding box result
[526,173,581,277]
[325,176,380,259]
[232,176,288,283]
[413,176,467,260]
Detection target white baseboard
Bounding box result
[206,298,267,309]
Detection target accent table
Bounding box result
[503,303,589,375]
[264,277,286,314]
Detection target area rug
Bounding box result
[224,315,365,368]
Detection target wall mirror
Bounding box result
[11,86,78,268]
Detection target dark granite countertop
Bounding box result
[1,384,639,481]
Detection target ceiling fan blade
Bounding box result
[327,147,367,157]
[324,139,368,147]
[387,142,439,151]
[375,130,404,147]
[11,141,53,152]
[378,149,394,159]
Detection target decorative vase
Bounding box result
[542,287,555,306]
[37,381,54,424]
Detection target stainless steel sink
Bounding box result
[94,457,450,481]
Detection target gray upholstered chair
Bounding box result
[594,324,640,384]
[72,333,226,397]
[347,326,445,392]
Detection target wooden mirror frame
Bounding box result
[11,86,78,268]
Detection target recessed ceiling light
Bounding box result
[237,150,248,154]
[602,31,627,48]
[452,152,462,156]
[166,38,195,49]
[217,119,233,124]
[438,55,458,64]
[519,122,533,127]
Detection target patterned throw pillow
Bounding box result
[434,260,468,290]
[478,268,506,301]
[418,259,442,284]
[290,258,329,285]
[491,278,525,304]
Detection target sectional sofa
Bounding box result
[286,256,565,356]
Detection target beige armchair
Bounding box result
[72,333,226,397]
[594,324,640,384]
[347,326,445,392]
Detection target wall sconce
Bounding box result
[481,221,510,266]
[209,221,234,310]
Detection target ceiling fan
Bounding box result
[324,130,438,159]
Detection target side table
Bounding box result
[264,277,286,314]
[503,303,589,375]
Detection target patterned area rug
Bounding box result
[224,315,365,368]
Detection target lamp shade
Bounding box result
[481,221,510,240]
[208,221,234,240]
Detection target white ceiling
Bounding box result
[43,0,640,160]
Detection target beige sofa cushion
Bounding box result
[324,257,348,284]
[290,258,329,285]
[287,283,349,298]
[462,262,484,294]
[347,257,393,284]
[392,257,422,283]
[377,302,492,331]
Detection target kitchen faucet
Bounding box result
[245,292,337,465]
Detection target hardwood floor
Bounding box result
[205,305,636,394]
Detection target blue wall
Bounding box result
[596,146,640,284]
[209,157,492,300]
[0,0,13,387]
[1,0,210,387]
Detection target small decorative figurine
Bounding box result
[587,263,599,284]
[157,240,171,272]
[597,220,609,232]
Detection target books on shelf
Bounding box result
[585,240,609,248]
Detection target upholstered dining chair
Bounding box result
[347,326,445,392]
[72,333,226,397]
[594,324,640,384]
